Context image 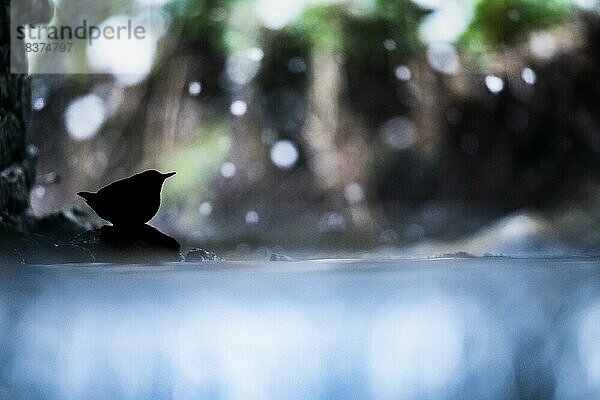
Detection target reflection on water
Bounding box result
[578,302,600,388]
[1,258,600,399]
[369,298,512,400]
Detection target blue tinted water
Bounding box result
[1,258,599,399]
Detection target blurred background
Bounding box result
[7,4,600,397]
[27,0,600,254]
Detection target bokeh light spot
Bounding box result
[33,97,46,111]
[344,183,364,204]
[65,94,106,141]
[245,211,260,225]
[188,81,202,96]
[270,140,299,170]
[485,75,504,94]
[199,202,213,216]
[220,162,237,178]
[230,101,248,116]
[394,65,412,81]
[380,117,417,150]
[426,43,460,75]
[521,68,537,85]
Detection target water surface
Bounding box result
[1,258,600,399]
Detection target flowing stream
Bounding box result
[1,258,600,399]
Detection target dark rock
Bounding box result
[2,204,97,256]
[32,205,101,241]
[99,225,181,250]
[68,224,183,263]
[0,230,93,265]
[0,232,25,265]
[0,223,188,264]
[185,248,223,262]
[0,209,31,232]
[270,252,294,261]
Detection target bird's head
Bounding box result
[143,170,176,187]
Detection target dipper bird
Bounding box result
[78,170,175,226]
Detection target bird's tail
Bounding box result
[77,191,96,203]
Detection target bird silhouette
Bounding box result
[78,170,175,226]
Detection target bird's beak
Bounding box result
[162,172,176,179]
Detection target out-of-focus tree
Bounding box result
[165,0,229,61]
[147,0,232,212]
[461,0,573,51]
[440,1,600,211]
[1,0,53,231]
[256,0,430,241]
[345,0,427,64]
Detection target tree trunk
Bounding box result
[303,50,378,242]
[0,0,51,231]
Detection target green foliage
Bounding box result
[292,0,428,62]
[293,4,346,53]
[344,0,429,64]
[164,0,229,56]
[160,119,231,205]
[462,0,573,49]
[223,0,264,54]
